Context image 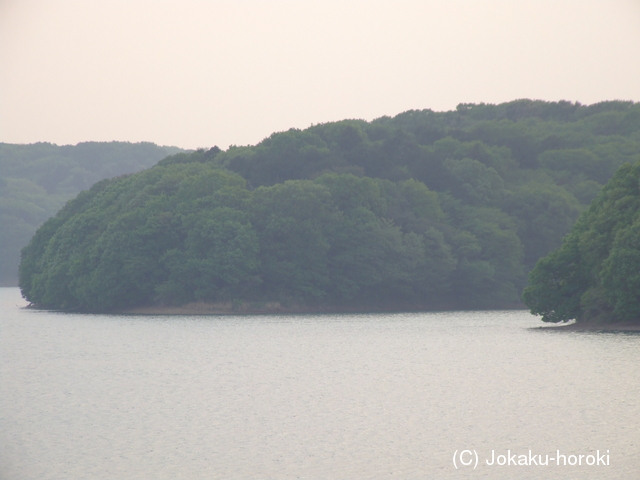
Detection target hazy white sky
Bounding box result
[1,0,639,149]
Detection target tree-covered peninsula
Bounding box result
[523,161,640,325]
[19,163,474,311]
[18,99,640,312]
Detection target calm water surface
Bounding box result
[1,287,638,479]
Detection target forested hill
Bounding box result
[18,99,640,312]
[213,99,640,270]
[1,142,185,285]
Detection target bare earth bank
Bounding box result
[119,301,300,315]
[117,301,528,316]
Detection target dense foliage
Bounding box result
[19,161,493,311]
[18,99,640,312]
[214,100,640,270]
[1,141,183,285]
[523,161,640,324]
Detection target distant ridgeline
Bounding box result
[18,99,640,312]
[524,161,640,325]
[0,141,185,285]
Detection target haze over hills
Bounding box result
[0,142,185,285]
[14,100,640,312]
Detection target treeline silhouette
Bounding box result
[18,99,640,311]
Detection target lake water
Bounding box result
[1,287,638,479]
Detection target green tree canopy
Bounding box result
[15,99,640,312]
[20,161,504,312]
[523,162,640,324]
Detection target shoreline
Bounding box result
[20,298,640,330]
[117,300,528,316]
[533,322,640,333]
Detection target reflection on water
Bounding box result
[1,287,638,479]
